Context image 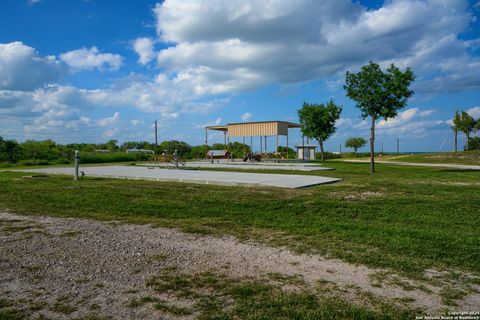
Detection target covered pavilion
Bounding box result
[205,120,303,159]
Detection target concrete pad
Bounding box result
[13,165,340,189]
[145,161,334,172]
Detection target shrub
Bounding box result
[79,152,149,164]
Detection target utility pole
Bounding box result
[396,138,399,155]
[154,120,158,146]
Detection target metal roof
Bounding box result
[205,120,301,137]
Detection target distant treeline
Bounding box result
[0,138,256,166]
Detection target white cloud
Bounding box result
[130,119,143,126]
[420,109,435,116]
[353,119,369,129]
[336,118,352,127]
[195,117,222,129]
[240,112,253,122]
[467,106,480,118]
[103,128,119,138]
[60,47,122,71]
[0,42,65,91]
[132,37,156,65]
[153,0,480,95]
[98,112,120,127]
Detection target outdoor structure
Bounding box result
[205,121,301,160]
[296,144,317,160]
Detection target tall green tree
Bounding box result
[458,111,475,151]
[345,137,367,157]
[297,99,342,161]
[344,62,415,173]
[452,110,461,152]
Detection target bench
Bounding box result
[207,150,230,161]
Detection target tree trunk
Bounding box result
[370,115,375,173]
[319,140,325,162]
[454,129,457,152]
[354,148,357,158]
[466,132,470,151]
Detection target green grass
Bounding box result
[377,150,480,165]
[0,161,479,276]
[146,270,416,319]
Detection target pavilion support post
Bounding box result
[302,135,305,160]
[264,135,267,151]
[260,136,262,154]
[276,134,278,162]
[286,130,289,160]
[223,131,227,150]
[243,136,246,158]
[205,128,208,160]
[250,136,253,154]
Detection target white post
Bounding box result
[74,150,80,181]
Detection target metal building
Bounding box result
[205,121,301,159]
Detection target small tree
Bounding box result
[345,137,367,157]
[344,61,415,173]
[458,111,475,151]
[452,110,461,152]
[297,99,342,161]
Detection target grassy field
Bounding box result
[0,161,478,276]
[371,150,480,165]
[1,161,479,318]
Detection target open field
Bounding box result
[1,161,479,318]
[352,151,480,166]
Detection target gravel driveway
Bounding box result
[1,212,478,319]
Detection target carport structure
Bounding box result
[205,121,302,160]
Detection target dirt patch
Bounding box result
[0,212,478,319]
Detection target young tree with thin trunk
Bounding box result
[297,100,342,162]
[452,111,461,152]
[344,62,415,173]
[345,137,367,157]
[458,111,475,151]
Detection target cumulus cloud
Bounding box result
[336,118,352,127]
[130,119,143,126]
[60,47,122,71]
[376,108,445,137]
[467,106,480,118]
[153,0,480,95]
[240,112,253,122]
[98,112,120,127]
[0,42,65,91]
[132,37,156,65]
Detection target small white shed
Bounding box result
[295,144,317,160]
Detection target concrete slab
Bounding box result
[13,165,340,189]
[144,161,334,172]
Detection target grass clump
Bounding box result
[146,270,415,320]
[49,302,77,314]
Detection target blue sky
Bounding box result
[1,0,480,152]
